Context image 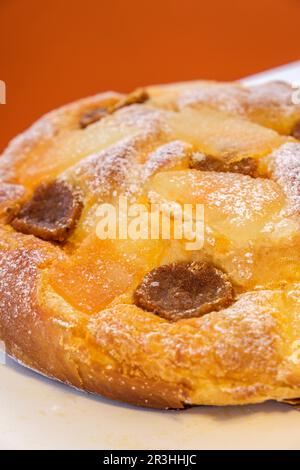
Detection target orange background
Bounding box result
[0,0,300,152]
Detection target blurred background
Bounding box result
[0,0,300,152]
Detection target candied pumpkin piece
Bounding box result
[47,233,167,314]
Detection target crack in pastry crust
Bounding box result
[0,81,300,408]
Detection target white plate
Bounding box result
[1,62,300,450]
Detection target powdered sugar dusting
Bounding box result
[178,84,248,114]
[0,183,25,204]
[0,245,50,332]
[66,134,155,199]
[248,81,295,109]
[151,170,283,231]
[268,142,300,215]
[144,140,190,176]
[90,288,282,391]
[0,115,58,182]
[177,81,297,118]
[111,104,170,136]
[205,173,282,225]
[65,121,189,201]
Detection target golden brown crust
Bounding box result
[1,80,300,408]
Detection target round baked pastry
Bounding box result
[1,80,300,409]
